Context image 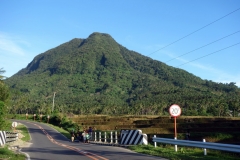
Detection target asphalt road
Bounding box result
[16,120,167,160]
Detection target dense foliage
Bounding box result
[0,68,10,130]
[4,32,240,116]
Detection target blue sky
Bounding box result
[1,0,240,87]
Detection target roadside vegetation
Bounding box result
[16,123,31,142]
[129,144,240,160]
[1,115,240,160]
[0,124,29,160]
[46,123,71,139]
[45,120,240,160]
[0,146,26,160]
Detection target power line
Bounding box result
[165,30,240,63]
[176,42,240,67]
[147,7,240,56]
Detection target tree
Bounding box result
[0,68,5,80]
[0,68,10,130]
[0,68,9,102]
[0,101,8,129]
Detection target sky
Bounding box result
[1,0,240,87]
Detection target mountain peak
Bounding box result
[5,32,240,117]
[88,32,112,38]
[86,32,116,44]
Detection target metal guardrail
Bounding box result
[152,137,240,154]
[0,131,18,146]
[6,131,18,143]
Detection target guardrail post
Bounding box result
[99,132,101,142]
[115,131,118,144]
[154,135,156,148]
[174,137,177,152]
[203,139,207,155]
[110,131,113,143]
[104,132,107,143]
[94,132,97,141]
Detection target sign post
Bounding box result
[47,115,50,123]
[34,114,36,121]
[12,122,18,132]
[169,104,181,137]
[40,114,42,122]
[169,104,181,152]
[26,113,28,120]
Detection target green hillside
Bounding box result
[5,32,240,116]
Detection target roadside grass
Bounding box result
[5,116,240,160]
[40,124,240,160]
[129,144,240,160]
[16,123,31,141]
[0,146,26,160]
[0,123,29,160]
[45,123,71,139]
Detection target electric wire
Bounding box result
[176,42,240,67]
[165,30,240,63]
[147,7,240,56]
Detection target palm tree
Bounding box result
[0,68,5,80]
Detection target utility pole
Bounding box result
[52,92,56,113]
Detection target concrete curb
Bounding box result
[89,141,131,148]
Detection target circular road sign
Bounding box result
[12,122,18,128]
[169,104,181,117]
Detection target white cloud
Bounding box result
[0,33,32,77]
[179,60,240,87]
[162,50,240,87]
[0,33,28,56]
[215,74,240,87]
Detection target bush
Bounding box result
[0,101,10,130]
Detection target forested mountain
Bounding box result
[5,32,240,116]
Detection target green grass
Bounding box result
[16,124,31,142]
[45,123,71,139]
[0,146,26,160]
[0,123,30,160]
[128,144,240,160]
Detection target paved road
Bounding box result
[16,120,167,160]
